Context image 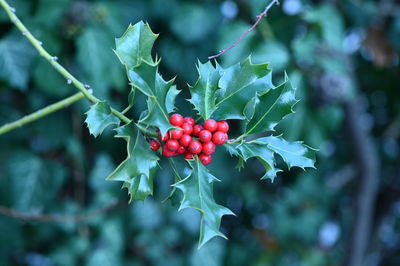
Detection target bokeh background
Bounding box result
[0,0,399,265]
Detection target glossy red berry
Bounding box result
[158,131,169,141]
[177,146,186,154]
[202,141,215,155]
[149,140,160,151]
[162,145,175,157]
[184,152,194,160]
[170,128,183,140]
[179,134,192,147]
[184,117,195,126]
[217,121,229,133]
[188,140,202,154]
[192,124,203,137]
[166,139,179,151]
[199,153,212,165]
[169,114,184,126]
[181,123,193,135]
[212,131,227,145]
[204,119,218,132]
[199,129,212,143]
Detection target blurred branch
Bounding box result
[0,0,130,124]
[208,0,280,60]
[0,200,124,223]
[343,97,379,266]
[0,92,84,135]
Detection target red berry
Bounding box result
[188,140,202,154]
[149,140,161,151]
[177,146,186,154]
[212,131,227,145]
[199,129,212,142]
[217,121,229,133]
[169,114,184,126]
[162,145,175,157]
[170,128,183,140]
[184,152,194,160]
[158,131,170,141]
[202,141,215,155]
[181,123,193,135]
[192,124,203,137]
[179,134,192,147]
[199,154,212,165]
[166,139,179,151]
[184,117,195,126]
[204,119,218,132]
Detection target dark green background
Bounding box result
[0,0,399,265]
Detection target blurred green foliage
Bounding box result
[0,0,400,265]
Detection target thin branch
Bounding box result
[0,92,85,135]
[343,97,379,266]
[0,0,130,124]
[208,0,280,60]
[0,200,124,223]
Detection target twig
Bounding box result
[0,92,85,135]
[0,200,124,223]
[208,0,280,60]
[0,0,130,124]
[343,97,379,266]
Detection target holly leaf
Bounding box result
[255,136,316,170]
[213,57,273,120]
[235,142,282,181]
[174,157,234,248]
[85,101,120,137]
[244,74,297,135]
[188,61,222,120]
[121,166,156,203]
[114,21,158,69]
[106,122,159,201]
[128,61,179,135]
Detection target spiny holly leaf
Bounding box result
[245,75,297,135]
[114,21,158,69]
[255,136,316,170]
[121,166,157,203]
[85,101,120,137]
[128,60,180,135]
[213,57,273,120]
[235,142,282,181]
[188,61,222,120]
[174,157,234,248]
[106,122,159,201]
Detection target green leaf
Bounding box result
[213,57,273,120]
[77,26,124,97]
[85,102,120,137]
[188,61,222,120]
[174,157,234,248]
[0,33,36,90]
[235,142,282,181]
[255,136,316,170]
[114,21,158,69]
[106,122,159,202]
[6,150,66,212]
[245,75,297,135]
[129,61,179,135]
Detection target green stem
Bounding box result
[0,93,85,135]
[0,0,130,124]
[136,123,158,138]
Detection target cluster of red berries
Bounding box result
[148,114,229,165]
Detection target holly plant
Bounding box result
[84,22,316,247]
[0,0,315,248]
